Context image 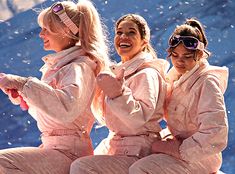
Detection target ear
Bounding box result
[141,39,148,49]
[195,50,204,60]
[64,27,71,34]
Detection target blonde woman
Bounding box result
[70,14,169,174]
[0,0,110,174]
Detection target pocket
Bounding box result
[109,136,151,158]
[113,145,142,157]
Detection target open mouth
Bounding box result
[44,40,49,45]
[119,42,131,48]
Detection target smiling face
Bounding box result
[170,43,199,74]
[39,27,75,52]
[114,20,146,62]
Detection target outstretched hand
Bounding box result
[0,74,27,92]
[0,73,29,111]
[96,68,125,99]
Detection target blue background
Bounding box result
[0,0,234,173]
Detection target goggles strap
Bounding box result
[58,12,79,35]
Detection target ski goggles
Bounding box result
[168,35,204,50]
[51,2,79,35]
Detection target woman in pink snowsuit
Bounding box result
[129,18,229,174]
[70,14,169,174]
[0,1,110,174]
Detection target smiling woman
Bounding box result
[70,13,169,174]
[0,0,111,174]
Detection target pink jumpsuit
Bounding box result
[129,59,229,174]
[70,52,169,174]
[0,46,97,174]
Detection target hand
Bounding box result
[0,74,27,92]
[10,89,29,111]
[152,138,182,159]
[96,68,125,99]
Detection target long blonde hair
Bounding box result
[77,0,111,124]
[38,0,111,123]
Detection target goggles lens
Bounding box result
[169,35,203,50]
[52,3,64,13]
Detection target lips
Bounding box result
[176,65,185,69]
[119,42,131,48]
[43,40,49,46]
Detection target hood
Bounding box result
[141,58,170,79]
[168,59,229,94]
[201,63,229,94]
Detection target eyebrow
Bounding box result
[172,51,194,55]
[117,27,137,31]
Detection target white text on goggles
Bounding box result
[169,35,204,50]
[51,3,79,35]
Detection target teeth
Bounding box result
[119,42,131,48]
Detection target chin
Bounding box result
[175,68,186,75]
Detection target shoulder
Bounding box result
[135,67,160,81]
[193,74,223,95]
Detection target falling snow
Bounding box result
[0,0,234,173]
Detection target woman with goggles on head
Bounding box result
[129,18,228,174]
[0,0,111,174]
[70,14,169,174]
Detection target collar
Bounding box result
[173,59,209,91]
[39,46,97,75]
[110,52,154,77]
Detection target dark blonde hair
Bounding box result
[167,18,210,58]
[115,14,157,59]
[38,0,111,123]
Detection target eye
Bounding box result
[128,30,136,35]
[116,31,122,35]
[171,52,178,57]
[184,54,194,59]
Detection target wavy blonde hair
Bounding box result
[38,0,111,123]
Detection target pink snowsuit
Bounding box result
[70,52,169,174]
[129,59,229,174]
[0,46,96,174]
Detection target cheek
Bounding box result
[186,60,196,70]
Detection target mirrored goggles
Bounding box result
[168,35,204,50]
[51,2,79,35]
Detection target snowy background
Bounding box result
[0,0,234,173]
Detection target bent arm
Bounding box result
[22,63,96,123]
[106,69,161,130]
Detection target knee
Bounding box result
[129,161,152,174]
[129,155,165,174]
[70,157,98,174]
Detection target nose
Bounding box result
[120,33,128,38]
[39,29,45,38]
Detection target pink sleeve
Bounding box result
[106,68,161,130]
[22,62,96,123]
[179,76,228,162]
